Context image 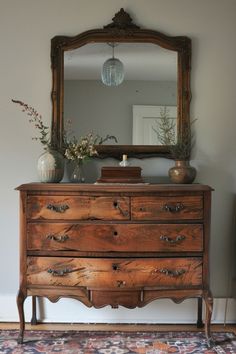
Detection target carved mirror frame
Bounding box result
[51,8,191,159]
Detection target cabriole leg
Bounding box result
[31,296,37,325]
[203,293,214,347]
[17,289,26,344]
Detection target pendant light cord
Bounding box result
[112,43,115,59]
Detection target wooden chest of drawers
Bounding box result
[16,183,213,344]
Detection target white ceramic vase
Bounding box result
[37,148,64,183]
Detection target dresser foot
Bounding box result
[31,296,37,325]
[17,332,24,344]
[206,337,215,348]
[17,289,26,345]
[204,292,213,345]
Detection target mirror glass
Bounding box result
[64,43,177,146]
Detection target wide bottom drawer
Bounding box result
[27,257,202,289]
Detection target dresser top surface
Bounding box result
[16,183,213,192]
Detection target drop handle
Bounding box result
[160,235,185,244]
[47,204,69,213]
[113,200,128,216]
[159,268,186,277]
[112,263,120,271]
[47,234,69,243]
[162,203,184,213]
[117,280,126,287]
[47,268,70,276]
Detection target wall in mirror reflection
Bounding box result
[64,80,177,145]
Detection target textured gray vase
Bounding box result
[37,148,64,183]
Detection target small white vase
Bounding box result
[37,148,64,183]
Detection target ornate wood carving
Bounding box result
[103,8,140,36]
[50,9,192,158]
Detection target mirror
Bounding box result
[51,8,191,158]
[64,44,178,146]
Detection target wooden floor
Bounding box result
[1,322,236,334]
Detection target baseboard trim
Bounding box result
[1,295,235,324]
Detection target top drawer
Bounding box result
[131,195,203,220]
[27,196,130,220]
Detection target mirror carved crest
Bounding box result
[51,8,191,159]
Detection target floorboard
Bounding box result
[0,322,235,334]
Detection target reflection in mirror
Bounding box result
[132,105,177,145]
[64,43,177,146]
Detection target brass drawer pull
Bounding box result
[159,268,186,277]
[112,263,120,271]
[162,203,184,213]
[117,280,126,287]
[47,234,69,243]
[46,204,69,213]
[113,201,118,208]
[160,235,185,244]
[47,268,70,276]
[113,200,128,217]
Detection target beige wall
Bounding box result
[1,0,236,321]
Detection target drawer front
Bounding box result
[27,257,202,288]
[91,290,140,308]
[131,196,203,220]
[27,223,203,252]
[27,196,130,220]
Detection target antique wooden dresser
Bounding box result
[16,183,213,344]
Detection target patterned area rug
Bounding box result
[0,330,235,353]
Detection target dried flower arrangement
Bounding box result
[152,106,176,146]
[12,98,118,183]
[12,99,66,182]
[64,133,117,164]
[170,124,195,160]
[12,99,117,162]
[64,128,117,182]
[12,99,51,149]
[153,106,195,160]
